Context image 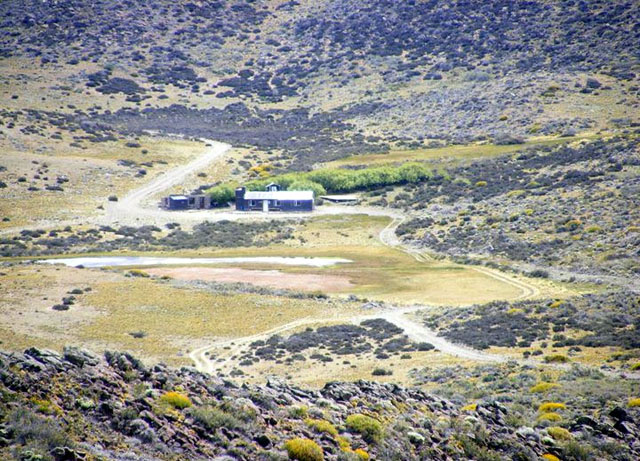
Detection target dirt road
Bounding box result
[105,138,231,225]
[188,304,511,375]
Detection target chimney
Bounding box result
[235,187,246,210]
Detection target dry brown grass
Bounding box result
[0,264,360,365]
[235,348,475,388]
[0,136,207,228]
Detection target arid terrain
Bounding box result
[1,1,639,460]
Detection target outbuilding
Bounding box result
[162,194,212,210]
[235,185,314,212]
[163,195,190,210]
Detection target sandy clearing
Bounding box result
[144,267,354,292]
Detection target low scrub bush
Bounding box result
[538,402,566,413]
[190,405,243,430]
[371,368,392,376]
[305,418,338,437]
[537,412,562,422]
[31,398,62,416]
[338,448,371,461]
[336,435,351,451]
[160,391,192,409]
[346,414,383,444]
[544,354,569,363]
[7,407,71,452]
[562,440,594,460]
[628,398,640,407]
[289,405,309,419]
[530,382,560,393]
[547,426,572,441]
[284,437,324,461]
[542,454,560,461]
[461,403,477,412]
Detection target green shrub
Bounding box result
[371,368,392,376]
[76,398,95,410]
[7,407,71,452]
[245,163,432,194]
[305,418,338,437]
[288,179,327,197]
[547,426,572,441]
[628,398,640,407]
[31,398,62,416]
[538,402,566,413]
[544,354,569,363]
[455,434,502,461]
[537,412,562,422]
[461,403,477,412]
[288,405,309,419]
[345,414,383,444]
[530,382,560,393]
[542,454,560,461]
[562,440,594,460]
[160,391,192,409]
[190,405,243,430]
[284,437,324,461]
[209,184,236,206]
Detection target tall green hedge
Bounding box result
[246,163,431,194]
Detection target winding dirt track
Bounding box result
[5,134,596,374]
[188,209,541,374]
[107,139,231,221]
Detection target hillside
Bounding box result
[0,0,638,168]
[2,349,640,461]
[1,1,639,461]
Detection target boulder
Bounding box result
[407,431,425,445]
[63,346,99,367]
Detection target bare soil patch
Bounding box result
[145,267,354,292]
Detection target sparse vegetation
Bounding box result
[628,398,640,408]
[530,382,560,394]
[547,426,572,441]
[345,414,383,444]
[538,402,566,413]
[160,391,192,409]
[305,419,338,437]
[284,438,324,461]
[190,405,243,431]
[0,0,638,460]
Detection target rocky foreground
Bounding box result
[1,348,639,460]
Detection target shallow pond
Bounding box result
[37,256,352,268]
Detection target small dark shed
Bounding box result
[162,194,212,210]
[164,195,189,210]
